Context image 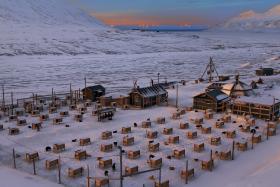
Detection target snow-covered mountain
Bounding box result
[223,4,280,31]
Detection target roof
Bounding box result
[131,85,167,98]
[221,78,252,96]
[82,85,105,92]
[194,89,229,102]
[257,68,274,71]
[234,96,280,106]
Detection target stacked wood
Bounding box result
[194,143,204,152]
[79,138,91,146]
[157,117,165,124]
[180,168,194,179]
[148,142,160,152]
[31,110,40,117]
[39,114,49,122]
[74,150,87,160]
[9,115,17,121]
[100,144,113,152]
[45,159,59,170]
[101,131,112,140]
[68,167,83,178]
[9,128,19,135]
[215,121,224,128]
[127,150,140,159]
[179,122,189,129]
[237,141,247,151]
[187,131,197,139]
[25,152,39,162]
[222,115,231,123]
[49,107,57,114]
[173,149,185,159]
[194,118,203,125]
[74,114,83,122]
[31,122,42,130]
[172,112,181,119]
[125,165,138,175]
[53,144,65,153]
[252,135,261,143]
[163,128,173,135]
[219,150,231,160]
[142,121,152,128]
[148,158,162,168]
[147,131,158,139]
[155,180,169,187]
[60,111,69,117]
[123,136,134,146]
[210,137,221,146]
[99,159,112,169]
[226,130,236,138]
[201,127,211,134]
[17,119,27,126]
[53,117,63,125]
[201,160,214,171]
[121,127,131,134]
[205,112,213,119]
[168,136,179,144]
[95,178,109,187]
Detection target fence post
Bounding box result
[86,165,90,187]
[118,146,123,187]
[232,141,235,160]
[158,166,162,185]
[267,123,269,140]
[12,148,16,169]
[58,155,61,184]
[32,158,36,175]
[185,160,188,184]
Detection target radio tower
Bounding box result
[200,57,219,82]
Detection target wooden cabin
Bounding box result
[219,150,231,160]
[155,180,169,187]
[68,167,84,178]
[252,134,262,144]
[99,93,130,108]
[74,114,83,122]
[142,120,152,128]
[60,111,69,117]
[187,131,197,139]
[125,165,138,175]
[95,178,109,187]
[39,114,49,122]
[168,136,179,144]
[74,150,87,160]
[9,128,19,135]
[226,130,236,138]
[147,131,158,139]
[194,143,204,152]
[53,117,63,125]
[99,159,112,169]
[123,136,134,146]
[101,131,112,140]
[256,67,274,76]
[25,152,39,162]
[100,144,113,152]
[163,128,173,135]
[156,117,165,124]
[232,96,280,120]
[193,90,229,112]
[127,150,140,159]
[17,119,27,126]
[31,122,42,130]
[180,168,194,180]
[129,85,168,108]
[53,144,65,153]
[173,149,185,159]
[201,126,211,134]
[179,122,189,129]
[201,160,214,171]
[82,85,105,102]
[31,110,40,117]
[215,120,224,128]
[210,137,221,146]
[148,142,160,152]
[148,157,162,168]
[121,127,131,134]
[45,159,59,170]
[79,138,91,146]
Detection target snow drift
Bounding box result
[223,4,280,31]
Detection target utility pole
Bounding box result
[11,92,14,115]
[84,77,87,90]
[118,146,123,187]
[232,141,235,160]
[58,155,61,184]
[2,84,5,114]
[70,83,72,105]
[12,148,16,169]
[86,165,90,187]
[185,160,188,184]
[176,83,179,108]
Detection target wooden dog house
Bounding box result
[205,112,213,119]
[187,131,197,139]
[201,159,214,171]
[31,110,40,117]
[226,130,236,138]
[163,128,173,135]
[172,112,181,119]
[201,126,211,134]
[53,117,63,125]
[148,157,162,168]
[9,128,19,135]
[194,143,204,152]
[74,114,83,122]
[215,120,224,128]
[179,122,189,129]
[79,138,91,146]
[68,167,84,178]
[125,165,138,175]
[101,131,112,140]
[49,107,57,114]
[127,150,140,159]
[100,144,113,152]
[17,119,27,126]
[45,159,59,170]
[9,115,17,121]
[237,141,247,151]
[173,149,185,159]
[99,159,112,169]
[25,152,39,162]
[53,144,65,153]
[252,135,261,143]
[60,111,69,117]
[147,131,158,139]
[157,117,165,124]
[123,136,134,146]
[121,127,131,134]
[142,121,152,128]
[74,150,87,160]
[31,122,42,130]
[168,136,179,144]
[155,180,169,187]
[180,168,194,179]
[210,137,221,146]
[95,178,109,187]
[219,150,231,160]
[39,114,49,122]
[148,142,160,152]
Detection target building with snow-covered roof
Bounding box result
[193,89,230,112]
[221,75,253,97]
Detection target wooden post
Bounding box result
[58,155,61,184]
[267,123,269,140]
[70,83,72,105]
[12,148,16,169]
[86,165,90,187]
[52,88,54,102]
[232,141,235,160]
[157,73,160,84]
[158,165,162,184]
[84,77,87,91]
[11,92,14,115]
[32,158,36,175]
[119,146,123,187]
[210,149,213,172]
[176,83,179,108]
[251,133,254,149]
[185,160,188,184]
[2,84,5,115]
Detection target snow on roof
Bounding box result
[132,85,167,98]
[235,96,280,106]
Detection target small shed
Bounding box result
[99,159,112,169]
[129,85,168,108]
[100,144,113,152]
[53,144,65,153]
[163,128,173,135]
[9,128,20,135]
[68,167,83,178]
[82,85,105,102]
[173,149,185,159]
[101,131,112,140]
[256,68,274,76]
[45,159,59,170]
[79,138,91,146]
[125,165,139,176]
[179,122,189,129]
[147,131,158,139]
[127,150,140,159]
[74,150,87,160]
[187,131,197,139]
[25,152,39,162]
[194,143,204,152]
[123,136,134,146]
[168,136,179,144]
[148,142,160,152]
[148,157,162,168]
[121,127,131,134]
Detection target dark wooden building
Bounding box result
[256,68,274,76]
[82,85,105,102]
[129,85,168,108]
[193,90,230,112]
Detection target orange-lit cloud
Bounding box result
[91,12,209,26]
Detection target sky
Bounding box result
[77,0,280,26]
